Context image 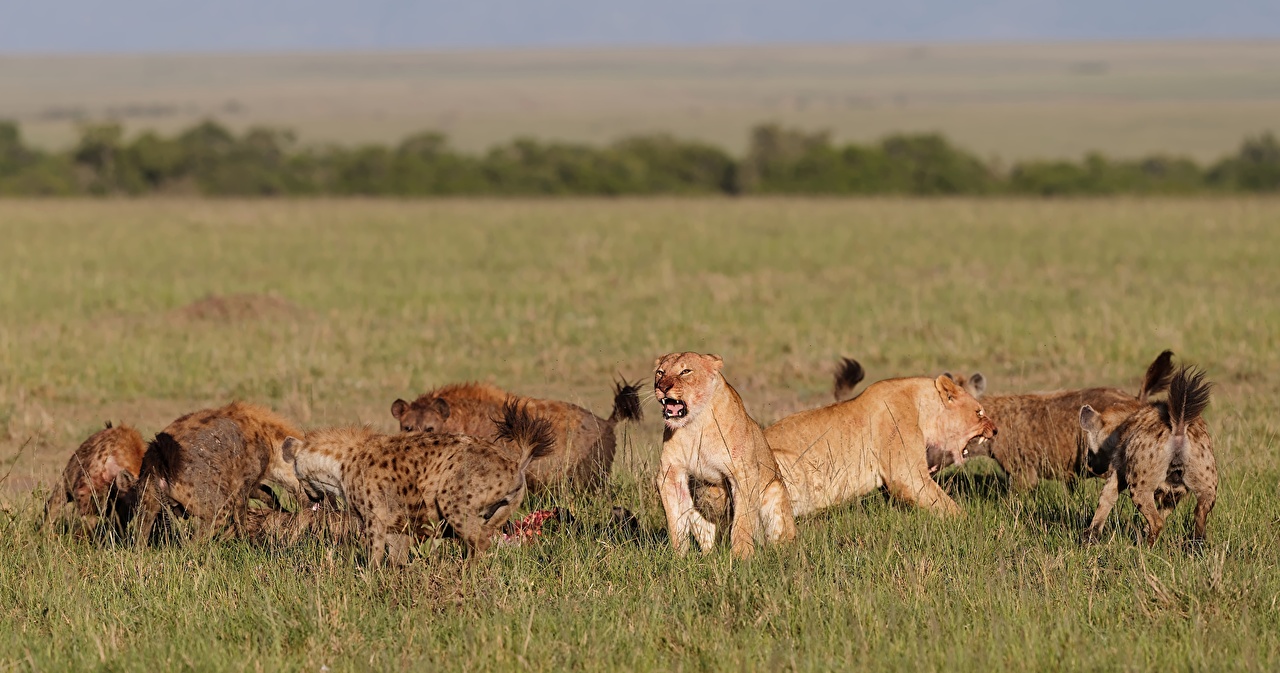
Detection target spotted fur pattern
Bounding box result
[390,379,642,490]
[43,422,146,534]
[287,400,555,566]
[1082,366,1217,546]
[943,350,1177,490]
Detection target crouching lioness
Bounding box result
[654,352,796,558]
[767,375,997,517]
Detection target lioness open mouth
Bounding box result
[661,398,688,420]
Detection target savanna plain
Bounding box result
[1,197,1278,671]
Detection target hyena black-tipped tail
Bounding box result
[1139,350,1176,402]
[608,378,644,424]
[1168,365,1212,438]
[495,399,557,473]
[832,357,866,402]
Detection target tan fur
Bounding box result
[43,422,146,533]
[766,376,996,517]
[285,403,554,566]
[391,381,641,491]
[653,352,796,559]
[1082,367,1217,546]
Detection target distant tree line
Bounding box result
[1,119,1278,196]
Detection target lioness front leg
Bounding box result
[657,465,716,554]
[882,427,962,516]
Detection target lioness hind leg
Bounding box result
[726,477,767,559]
[759,478,796,544]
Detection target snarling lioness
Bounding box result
[654,352,796,558]
[767,375,997,517]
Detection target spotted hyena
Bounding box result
[118,417,262,544]
[1081,365,1217,546]
[935,350,1176,489]
[286,400,555,566]
[43,421,146,534]
[390,379,641,491]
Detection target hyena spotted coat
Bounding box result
[119,417,261,544]
[286,400,555,566]
[43,422,146,533]
[391,380,642,490]
[938,351,1176,490]
[1081,366,1217,546]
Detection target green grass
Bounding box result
[4,42,1280,160]
[1,197,1278,671]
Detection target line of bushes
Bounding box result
[1,119,1278,196]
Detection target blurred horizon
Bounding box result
[2,0,1279,54]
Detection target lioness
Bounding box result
[768,375,997,517]
[654,352,796,558]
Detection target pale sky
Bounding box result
[1,0,1278,53]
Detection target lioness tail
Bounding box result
[832,357,866,402]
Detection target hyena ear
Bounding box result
[705,354,724,371]
[1079,405,1103,434]
[113,470,137,494]
[391,399,408,420]
[432,398,451,421]
[281,436,301,462]
[966,372,987,398]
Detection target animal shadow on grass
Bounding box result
[937,466,1010,500]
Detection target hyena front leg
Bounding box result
[1084,471,1121,543]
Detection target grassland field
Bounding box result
[4,41,1280,161]
[0,197,1278,671]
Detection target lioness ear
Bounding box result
[281,436,301,462]
[705,353,724,371]
[391,399,408,420]
[432,397,451,421]
[935,374,962,403]
[1079,405,1103,434]
[966,372,987,398]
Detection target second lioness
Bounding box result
[286,401,554,566]
[770,375,997,517]
[391,380,642,490]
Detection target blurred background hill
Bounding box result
[1,1,1277,161]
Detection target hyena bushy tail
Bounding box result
[832,357,866,402]
[495,400,557,472]
[1139,349,1177,403]
[1168,365,1212,439]
[608,378,644,424]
